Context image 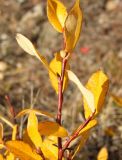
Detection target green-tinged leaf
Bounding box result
[83,70,109,118]
[41,137,58,160]
[67,70,95,113]
[64,0,83,52]
[38,121,68,137]
[16,108,54,119]
[6,141,42,160]
[49,53,69,93]
[111,94,122,107]
[72,132,89,159]
[97,147,108,160]
[27,112,42,148]
[47,0,67,32]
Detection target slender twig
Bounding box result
[56,54,68,160]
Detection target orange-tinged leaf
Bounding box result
[104,127,115,137]
[0,155,3,160]
[111,94,122,107]
[97,147,108,160]
[27,112,42,148]
[78,119,97,136]
[6,140,42,160]
[38,121,68,137]
[64,0,83,52]
[47,0,67,32]
[67,70,95,112]
[41,137,58,160]
[72,132,89,159]
[83,70,109,118]
[16,108,54,119]
[49,53,69,93]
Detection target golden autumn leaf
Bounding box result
[0,155,3,160]
[111,94,122,107]
[6,141,42,160]
[41,137,58,160]
[77,119,97,136]
[16,108,54,119]
[38,121,68,137]
[47,0,67,32]
[83,70,109,119]
[6,153,14,160]
[67,70,95,113]
[49,53,69,93]
[16,33,52,71]
[72,132,89,159]
[97,147,108,160]
[64,0,83,52]
[27,111,42,148]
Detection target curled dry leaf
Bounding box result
[97,147,108,160]
[83,70,109,119]
[38,121,68,137]
[47,0,67,32]
[6,141,43,160]
[27,112,42,148]
[64,0,83,52]
[49,53,69,93]
[16,108,54,119]
[67,70,95,113]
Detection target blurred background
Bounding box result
[0,0,122,159]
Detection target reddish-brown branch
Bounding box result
[58,111,96,159]
[56,55,68,160]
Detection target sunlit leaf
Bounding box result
[6,141,42,160]
[0,115,14,128]
[111,94,122,107]
[67,70,95,113]
[41,137,58,160]
[16,108,54,119]
[72,132,89,159]
[16,33,50,69]
[83,70,109,118]
[12,125,17,140]
[47,0,67,32]
[27,112,42,148]
[38,121,68,137]
[97,147,108,160]
[49,53,69,93]
[6,153,14,160]
[64,0,83,52]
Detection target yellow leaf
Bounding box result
[83,70,109,118]
[0,123,3,143]
[97,147,108,160]
[72,132,89,159]
[27,112,42,148]
[6,141,42,160]
[47,0,67,32]
[49,53,69,93]
[41,137,58,160]
[78,119,97,136]
[67,70,95,113]
[12,125,17,140]
[64,0,83,52]
[111,94,122,107]
[16,33,50,70]
[6,153,14,160]
[0,155,3,160]
[0,115,14,128]
[38,121,68,137]
[16,108,54,119]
